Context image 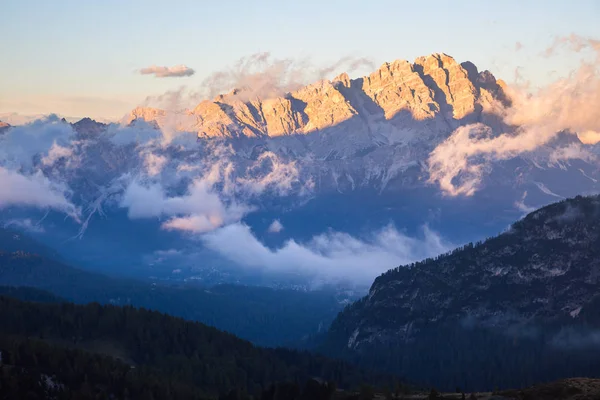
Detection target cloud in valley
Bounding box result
[268,219,284,233]
[139,65,195,78]
[202,223,451,286]
[428,35,600,196]
[4,218,45,233]
[119,179,251,234]
[0,167,79,217]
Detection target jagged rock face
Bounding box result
[72,117,106,138]
[128,53,506,141]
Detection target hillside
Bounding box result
[0,294,397,399]
[0,228,343,347]
[0,285,65,303]
[0,252,343,348]
[325,195,600,391]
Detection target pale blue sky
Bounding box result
[1,0,598,120]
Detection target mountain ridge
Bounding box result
[125,53,508,142]
[323,194,600,390]
[2,51,599,289]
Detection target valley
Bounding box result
[1,4,600,397]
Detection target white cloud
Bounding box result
[577,130,600,145]
[268,219,284,233]
[4,218,45,233]
[162,214,227,234]
[202,223,451,286]
[0,115,76,169]
[139,65,195,78]
[514,191,536,214]
[200,52,373,101]
[119,178,250,233]
[237,152,300,196]
[0,167,79,217]
[549,143,596,165]
[41,142,75,166]
[143,153,168,176]
[428,35,600,196]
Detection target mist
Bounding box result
[202,223,451,286]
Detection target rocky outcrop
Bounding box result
[131,53,508,140]
[72,117,106,137]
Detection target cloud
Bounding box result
[0,167,79,217]
[514,191,536,214]
[116,139,305,235]
[162,214,229,233]
[0,116,81,218]
[143,153,168,176]
[268,219,284,233]
[577,130,600,144]
[41,142,75,166]
[428,35,600,196]
[0,115,76,169]
[551,327,600,349]
[549,142,596,165]
[119,178,250,234]
[200,52,374,101]
[3,218,45,233]
[202,223,451,286]
[139,65,195,78]
[237,152,300,196]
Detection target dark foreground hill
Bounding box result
[325,195,600,391]
[0,292,397,399]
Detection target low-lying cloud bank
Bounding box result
[428,35,600,196]
[201,223,451,286]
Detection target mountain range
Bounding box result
[1,52,598,289]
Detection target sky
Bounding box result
[1,0,599,121]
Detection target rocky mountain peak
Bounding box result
[126,106,167,125]
[72,117,107,137]
[127,53,508,142]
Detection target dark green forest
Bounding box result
[0,293,398,399]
